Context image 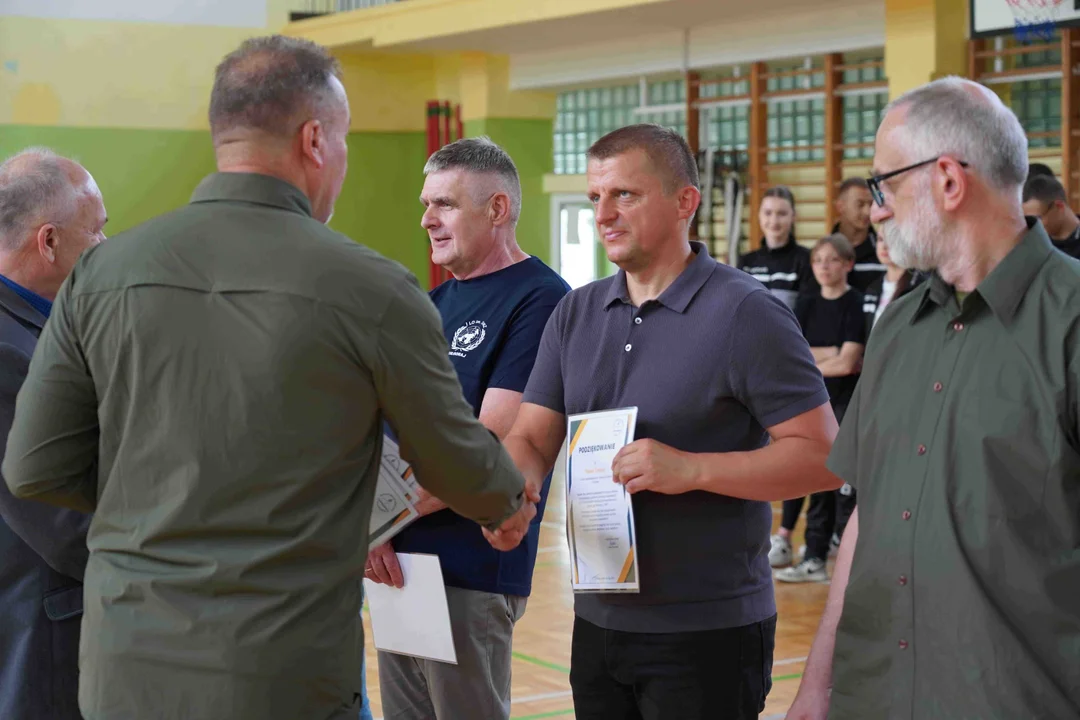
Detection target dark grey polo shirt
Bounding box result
[523,242,829,632]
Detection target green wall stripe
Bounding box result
[0,126,432,286]
[463,117,554,267]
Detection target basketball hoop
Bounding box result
[1008,0,1065,42]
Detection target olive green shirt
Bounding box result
[2,173,526,720]
[827,219,1080,719]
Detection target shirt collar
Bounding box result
[603,241,716,313]
[190,172,314,218]
[0,274,51,324]
[912,217,1053,323]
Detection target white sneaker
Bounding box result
[768,534,792,568]
[829,533,841,558]
[776,557,829,583]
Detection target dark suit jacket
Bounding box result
[0,281,90,719]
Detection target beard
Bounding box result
[881,181,944,272]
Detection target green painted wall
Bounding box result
[463,117,553,265]
[0,126,431,285]
[331,131,430,283]
[0,125,217,235]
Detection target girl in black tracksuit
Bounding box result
[738,186,817,310]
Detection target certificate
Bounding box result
[364,553,457,664]
[369,435,420,547]
[565,407,640,593]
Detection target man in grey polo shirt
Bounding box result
[498,124,841,720]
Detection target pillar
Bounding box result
[884,0,969,99]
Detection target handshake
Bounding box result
[365,479,543,588]
[482,480,543,551]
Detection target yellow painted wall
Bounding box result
[284,0,667,50]
[0,1,299,130]
[336,51,436,132]
[884,0,968,98]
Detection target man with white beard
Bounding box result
[785,76,1080,720]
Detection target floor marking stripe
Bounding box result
[512,651,571,674]
[513,689,574,704]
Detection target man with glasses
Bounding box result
[787,76,1080,720]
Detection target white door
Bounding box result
[551,194,600,289]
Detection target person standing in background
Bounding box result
[831,178,884,291]
[0,147,107,720]
[1021,173,1080,259]
[739,185,816,309]
[775,234,865,584]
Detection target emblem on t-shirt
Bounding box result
[451,320,487,353]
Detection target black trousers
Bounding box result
[804,490,836,562]
[570,614,776,720]
[780,496,805,532]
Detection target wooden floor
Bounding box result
[362,460,828,720]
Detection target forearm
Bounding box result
[810,346,839,362]
[504,433,556,494]
[817,356,857,377]
[693,436,841,501]
[801,508,858,689]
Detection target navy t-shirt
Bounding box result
[392,256,570,597]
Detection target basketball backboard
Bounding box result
[971,0,1080,39]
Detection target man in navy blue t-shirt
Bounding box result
[365,137,569,720]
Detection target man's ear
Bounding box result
[300,119,326,169]
[36,223,59,264]
[489,192,513,227]
[677,185,701,221]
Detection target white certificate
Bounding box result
[565,407,640,593]
[363,553,457,664]
[369,435,419,548]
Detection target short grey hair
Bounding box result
[0,147,78,251]
[209,35,343,142]
[424,137,522,226]
[885,76,1028,193]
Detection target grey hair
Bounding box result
[885,76,1028,194]
[209,35,343,142]
[424,137,522,226]
[0,147,78,251]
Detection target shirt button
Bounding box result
[953,321,964,332]
[634,317,642,325]
[624,344,632,352]
[917,444,927,455]
[899,639,909,650]
[898,575,908,586]
[933,382,943,393]
[902,510,912,520]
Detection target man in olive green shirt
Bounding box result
[788,78,1080,720]
[2,36,535,720]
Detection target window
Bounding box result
[841,54,887,160]
[553,79,686,174]
[766,63,825,164]
[1011,38,1062,149]
[699,74,750,163]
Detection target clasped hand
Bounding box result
[611,438,699,495]
[481,481,542,552]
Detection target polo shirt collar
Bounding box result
[190,172,314,218]
[603,241,716,313]
[912,217,1053,323]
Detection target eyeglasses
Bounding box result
[867,156,969,207]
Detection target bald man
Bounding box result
[0,147,107,720]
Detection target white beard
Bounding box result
[882,182,943,272]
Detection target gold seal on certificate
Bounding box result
[565,407,640,593]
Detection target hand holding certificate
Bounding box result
[565,408,640,593]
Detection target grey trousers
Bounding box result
[377,586,527,720]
